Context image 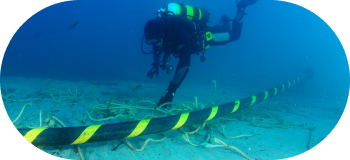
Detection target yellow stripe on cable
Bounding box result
[172,112,189,130]
[232,101,240,113]
[250,95,256,106]
[125,119,151,138]
[24,128,46,143]
[263,91,268,101]
[71,125,101,145]
[206,106,218,121]
[274,88,277,96]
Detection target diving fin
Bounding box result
[157,82,178,108]
[236,0,259,8]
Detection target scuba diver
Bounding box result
[142,0,259,108]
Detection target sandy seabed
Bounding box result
[1,76,344,160]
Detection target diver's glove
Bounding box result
[147,62,159,79]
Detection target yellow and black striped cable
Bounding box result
[17,70,312,146]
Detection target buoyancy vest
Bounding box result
[157,3,213,53]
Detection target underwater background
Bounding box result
[2,0,348,100]
[1,0,349,159]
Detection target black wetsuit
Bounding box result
[154,7,249,107]
[165,19,244,86]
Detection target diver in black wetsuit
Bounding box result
[142,0,259,108]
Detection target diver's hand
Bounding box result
[147,63,159,79]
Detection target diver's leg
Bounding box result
[157,27,192,108]
[236,0,259,9]
[230,0,261,41]
[171,52,190,85]
[233,0,259,23]
[157,51,191,108]
[212,5,245,38]
[209,0,258,45]
[157,81,178,108]
[229,7,245,41]
[212,14,231,33]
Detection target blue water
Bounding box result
[1,0,349,158]
[2,0,348,101]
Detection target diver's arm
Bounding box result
[147,45,162,79]
[153,45,162,65]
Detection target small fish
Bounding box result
[66,20,79,30]
[133,85,142,91]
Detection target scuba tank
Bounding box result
[157,3,210,29]
[156,3,212,62]
[142,3,212,63]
